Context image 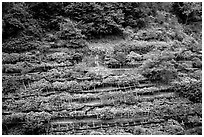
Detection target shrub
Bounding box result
[20,98,41,112]
[30,79,52,90]
[3,36,41,53]
[141,52,177,83]
[2,53,20,64]
[2,77,22,94]
[182,36,200,52]
[118,74,139,86]
[134,25,187,43]
[45,69,62,79]
[142,65,177,83]
[52,81,67,90]
[114,41,156,55]
[57,18,88,48]
[52,80,81,92]
[133,10,188,42]
[134,27,168,41]
[123,92,137,105]
[98,109,115,120]
[172,80,201,103]
[23,111,51,134]
[103,74,139,87]
[67,80,82,92]
[47,52,71,63]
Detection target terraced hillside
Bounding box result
[2,34,202,135]
[2,2,202,135]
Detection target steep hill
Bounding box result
[2,2,202,135]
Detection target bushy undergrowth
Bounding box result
[2,78,22,94]
[106,40,175,68]
[114,41,156,54]
[172,79,202,103]
[2,111,52,135]
[56,18,88,48]
[65,3,125,38]
[140,51,178,83]
[103,74,140,86]
[2,2,201,53]
[2,36,41,53]
[2,3,43,40]
[98,109,115,120]
[2,2,202,135]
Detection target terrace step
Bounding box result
[3,92,177,115]
[2,84,171,102]
[50,117,165,132]
[2,84,173,103]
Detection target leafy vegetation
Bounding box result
[172,79,202,103]
[2,2,202,135]
[140,50,178,83]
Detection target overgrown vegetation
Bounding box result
[2,2,202,51]
[2,2,202,135]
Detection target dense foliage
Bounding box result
[172,2,202,24]
[3,2,202,52]
[2,2,202,135]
